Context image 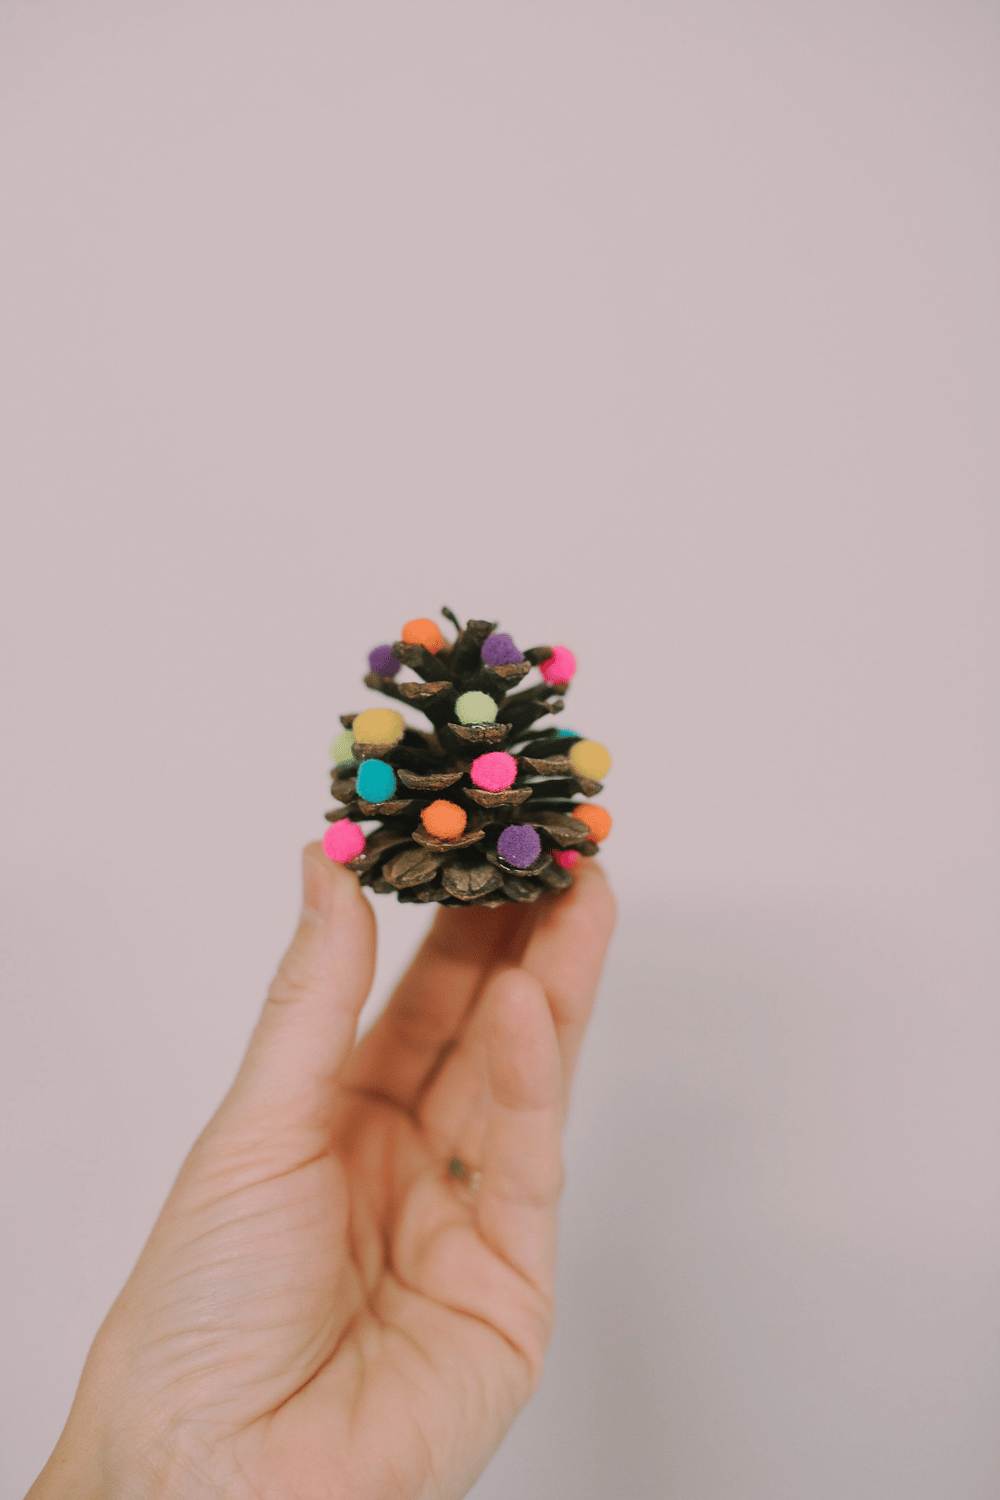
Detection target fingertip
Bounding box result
[538,857,617,949]
[424,897,526,958]
[302,840,371,921]
[571,858,617,930]
[491,966,549,1031]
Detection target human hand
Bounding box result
[30,845,615,1500]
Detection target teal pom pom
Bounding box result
[356,759,396,803]
[554,728,579,739]
[455,691,499,725]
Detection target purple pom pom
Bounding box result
[481,632,524,667]
[369,644,401,678]
[497,824,542,869]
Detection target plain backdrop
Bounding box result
[2,2,999,1496]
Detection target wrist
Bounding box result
[29,1409,226,1500]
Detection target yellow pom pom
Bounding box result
[352,707,405,745]
[569,738,611,780]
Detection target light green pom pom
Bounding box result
[330,728,356,765]
[454,691,499,725]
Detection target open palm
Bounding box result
[34,845,614,1500]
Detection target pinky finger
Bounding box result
[476,967,565,1294]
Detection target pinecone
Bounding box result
[322,608,612,907]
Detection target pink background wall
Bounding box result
[2,2,998,1494]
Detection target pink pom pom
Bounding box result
[323,821,366,863]
[553,848,582,869]
[470,751,518,792]
[539,645,577,684]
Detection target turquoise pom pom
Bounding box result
[554,728,579,739]
[455,691,499,725]
[356,759,396,803]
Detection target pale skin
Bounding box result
[30,845,616,1500]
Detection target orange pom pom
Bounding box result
[573,804,612,843]
[401,617,446,654]
[420,800,467,840]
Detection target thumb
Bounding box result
[222,841,377,1143]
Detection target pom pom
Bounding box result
[539,645,577,684]
[481,632,524,667]
[356,759,396,803]
[569,738,611,779]
[554,727,579,739]
[572,803,612,842]
[330,728,356,764]
[401,617,446,654]
[352,707,405,745]
[454,691,498,725]
[553,848,582,869]
[421,800,468,840]
[497,824,542,869]
[368,644,401,677]
[323,821,366,863]
[470,751,518,792]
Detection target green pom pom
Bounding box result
[454,691,498,725]
[330,728,355,765]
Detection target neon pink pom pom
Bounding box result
[470,751,518,792]
[539,645,577,684]
[323,821,366,863]
[553,848,581,869]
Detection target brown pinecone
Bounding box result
[323,608,612,906]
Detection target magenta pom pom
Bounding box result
[497,824,542,869]
[539,645,576,684]
[470,751,518,792]
[552,848,582,869]
[368,644,401,677]
[323,821,366,863]
[481,632,524,667]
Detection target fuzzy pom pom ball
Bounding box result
[470,751,518,792]
[569,738,611,780]
[572,803,612,842]
[539,645,577,684]
[481,632,524,667]
[352,707,405,745]
[356,759,396,803]
[553,848,582,869]
[330,729,356,765]
[421,800,468,840]
[323,821,366,863]
[368,644,401,677]
[455,691,498,725]
[402,618,446,654]
[497,824,542,868]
